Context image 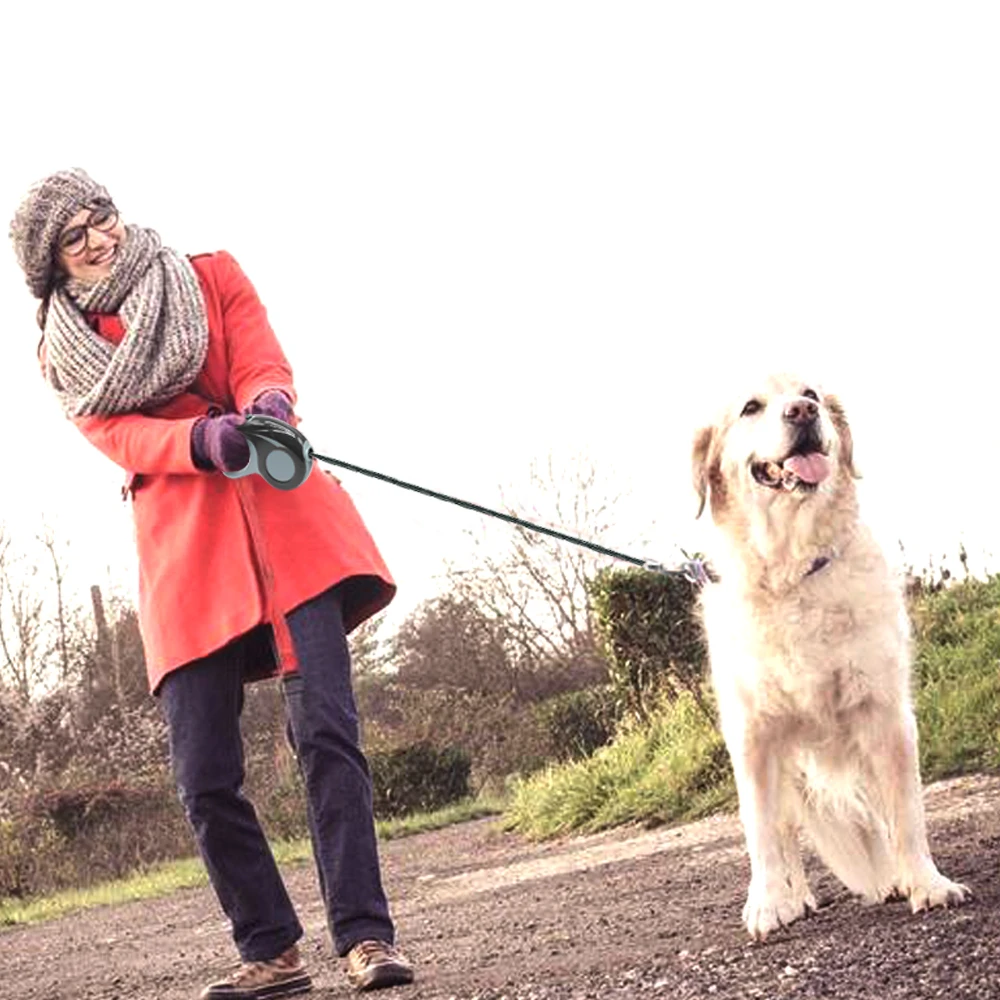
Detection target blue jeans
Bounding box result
[157,586,395,961]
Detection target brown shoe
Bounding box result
[344,940,414,992]
[200,944,313,999]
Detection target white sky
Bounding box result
[1,3,998,629]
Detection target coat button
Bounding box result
[207,405,222,417]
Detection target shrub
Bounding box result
[589,566,709,722]
[1,783,191,899]
[27,783,165,839]
[252,771,310,843]
[507,690,732,839]
[534,685,620,761]
[910,574,1000,779]
[0,814,66,900]
[357,684,553,791]
[368,743,471,819]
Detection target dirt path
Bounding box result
[3,774,999,1000]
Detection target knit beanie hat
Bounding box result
[9,168,112,299]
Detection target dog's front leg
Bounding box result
[727,722,810,940]
[865,703,970,911]
[778,800,817,918]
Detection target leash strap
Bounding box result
[310,451,708,585]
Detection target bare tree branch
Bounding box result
[444,451,626,689]
[1,562,45,701]
[39,525,71,684]
[0,525,15,688]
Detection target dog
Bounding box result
[691,373,969,940]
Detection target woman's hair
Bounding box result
[36,295,51,332]
[36,270,60,377]
[36,288,50,374]
[35,263,63,331]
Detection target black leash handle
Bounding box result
[311,451,708,585]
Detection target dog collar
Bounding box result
[691,554,833,588]
[804,555,832,578]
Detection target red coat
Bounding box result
[61,251,395,693]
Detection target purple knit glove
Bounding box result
[246,389,294,424]
[191,414,251,472]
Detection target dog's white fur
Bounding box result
[692,373,968,940]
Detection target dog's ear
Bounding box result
[825,394,860,479]
[692,424,717,518]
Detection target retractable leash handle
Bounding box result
[228,416,710,585]
[225,414,314,491]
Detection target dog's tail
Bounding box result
[798,764,894,902]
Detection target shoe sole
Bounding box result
[349,966,415,992]
[203,972,313,999]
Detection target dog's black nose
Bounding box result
[783,398,818,426]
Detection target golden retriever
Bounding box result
[691,373,968,940]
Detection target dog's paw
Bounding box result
[742,879,816,941]
[907,872,971,913]
[860,881,899,906]
[792,879,819,916]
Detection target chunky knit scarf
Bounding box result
[42,225,209,417]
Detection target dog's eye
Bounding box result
[741,399,763,417]
[802,388,819,402]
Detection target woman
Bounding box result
[9,168,415,999]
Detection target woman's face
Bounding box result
[56,202,127,283]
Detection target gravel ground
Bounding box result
[2,773,998,1000]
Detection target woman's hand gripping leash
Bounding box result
[225,414,314,491]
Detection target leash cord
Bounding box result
[310,451,707,584]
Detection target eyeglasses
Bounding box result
[58,201,119,257]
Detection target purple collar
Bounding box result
[804,555,832,578]
[685,554,833,588]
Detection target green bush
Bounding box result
[534,686,620,761]
[910,573,1000,659]
[253,771,311,843]
[589,566,709,722]
[0,815,66,900]
[1,783,192,900]
[27,783,166,840]
[910,574,1000,779]
[507,690,733,839]
[358,685,553,792]
[368,743,471,819]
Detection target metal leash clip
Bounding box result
[225,415,314,491]
[679,558,714,586]
[644,557,712,587]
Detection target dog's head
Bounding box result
[692,374,858,522]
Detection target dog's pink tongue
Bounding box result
[783,452,830,484]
